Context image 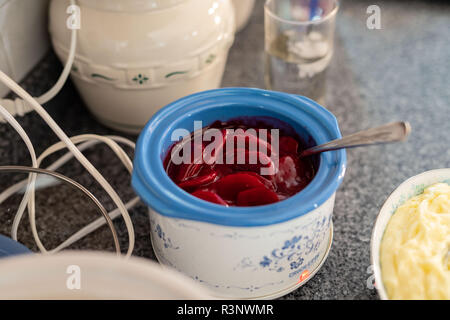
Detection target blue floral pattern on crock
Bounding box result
[234,215,331,275]
[153,223,179,250]
[151,244,286,293]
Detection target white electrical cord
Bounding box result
[0,0,78,119]
[0,0,138,257]
[0,104,39,245]
[0,72,137,256]
[0,136,135,206]
[0,78,137,256]
[8,135,137,253]
[0,136,140,253]
[52,197,140,253]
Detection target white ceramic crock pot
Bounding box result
[232,0,256,32]
[0,251,213,299]
[132,88,346,299]
[49,0,235,133]
[371,168,450,300]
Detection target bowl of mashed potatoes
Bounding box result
[371,168,450,300]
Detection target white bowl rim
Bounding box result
[0,251,213,299]
[370,168,450,300]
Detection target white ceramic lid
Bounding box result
[50,0,235,65]
[78,0,186,12]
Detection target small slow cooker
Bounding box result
[132,88,346,299]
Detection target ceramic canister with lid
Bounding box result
[232,0,256,32]
[49,0,235,133]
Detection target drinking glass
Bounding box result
[264,0,339,105]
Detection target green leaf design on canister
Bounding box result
[206,54,216,64]
[91,73,116,81]
[132,74,149,84]
[165,71,189,78]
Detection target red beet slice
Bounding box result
[215,173,266,200]
[192,190,228,206]
[226,149,275,175]
[163,118,316,207]
[173,137,205,182]
[203,129,227,164]
[242,171,276,191]
[224,130,274,155]
[279,136,299,156]
[178,171,217,190]
[237,187,279,206]
[176,163,203,182]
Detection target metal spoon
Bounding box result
[300,121,411,157]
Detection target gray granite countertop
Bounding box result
[0,0,449,299]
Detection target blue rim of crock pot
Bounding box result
[132,88,346,227]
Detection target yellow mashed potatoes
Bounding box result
[380,182,450,300]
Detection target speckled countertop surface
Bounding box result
[0,0,449,299]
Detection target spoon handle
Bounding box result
[300,121,411,157]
